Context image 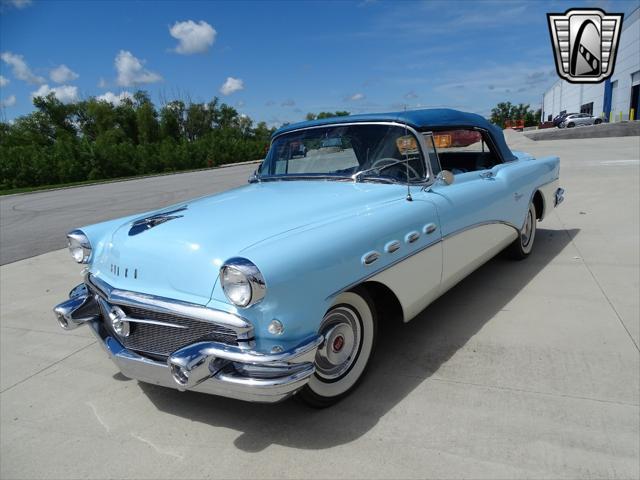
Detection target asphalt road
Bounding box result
[1,133,639,479]
[0,162,258,265]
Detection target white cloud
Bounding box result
[50,64,79,83]
[0,51,45,84]
[348,93,365,101]
[1,94,16,107]
[169,20,216,55]
[1,0,32,9]
[31,84,78,103]
[0,75,9,87]
[96,91,133,106]
[97,77,108,88]
[404,91,418,99]
[219,77,243,95]
[281,99,296,107]
[115,50,162,87]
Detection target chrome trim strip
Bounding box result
[119,317,189,329]
[328,238,441,299]
[440,220,519,241]
[327,220,521,299]
[269,121,435,185]
[86,274,254,340]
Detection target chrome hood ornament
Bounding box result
[128,205,188,236]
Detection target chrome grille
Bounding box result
[105,305,239,357]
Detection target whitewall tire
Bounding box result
[298,287,377,408]
[508,202,537,260]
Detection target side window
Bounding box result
[422,133,441,176]
[432,129,499,174]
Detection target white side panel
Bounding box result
[440,223,518,294]
[369,241,443,322]
[538,179,559,220]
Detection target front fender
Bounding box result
[210,191,441,352]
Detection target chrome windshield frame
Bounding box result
[265,121,435,186]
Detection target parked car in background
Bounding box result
[552,112,576,127]
[560,113,603,128]
[53,109,564,408]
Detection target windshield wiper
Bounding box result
[352,158,416,183]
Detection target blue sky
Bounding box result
[0,0,637,125]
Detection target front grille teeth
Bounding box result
[103,304,241,358]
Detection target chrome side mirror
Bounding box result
[248,163,262,183]
[436,170,454,186]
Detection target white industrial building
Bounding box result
[542,6,639,122]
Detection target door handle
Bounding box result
[479,171,495,180]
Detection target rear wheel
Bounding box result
[297,287,377,408]
[594,118,602,125]
[507,202,537,260]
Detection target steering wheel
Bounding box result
[370,157,421,181]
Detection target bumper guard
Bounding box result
[53,283,322,403]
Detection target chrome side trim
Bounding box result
[555,187,565,206]
[327,220,521,299]
[441,220,519,241]
[86,274,254,340]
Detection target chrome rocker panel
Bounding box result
[54,283,323,403]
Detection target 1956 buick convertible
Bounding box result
[54,109,564,407]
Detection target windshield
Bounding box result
[259,124,427,183]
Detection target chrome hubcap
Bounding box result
[315,306,361,380]
[521,210,533,247]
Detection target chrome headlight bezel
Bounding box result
[67,230,92,264]
[220,258,266,308]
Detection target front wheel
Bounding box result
[567,122,575,128]
[594,118,602,125]
[297,287,377,408]
[507,202,537,260]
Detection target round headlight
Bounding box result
[220,258,266,308]
[67,230,92,264]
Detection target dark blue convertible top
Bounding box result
[273,108,516,162]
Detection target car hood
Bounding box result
[90,181,405,304]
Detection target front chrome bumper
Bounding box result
[54,282,322,403]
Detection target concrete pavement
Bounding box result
[1,133,638,479]
[0,162,258,265]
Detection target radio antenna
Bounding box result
[404,123,413,202]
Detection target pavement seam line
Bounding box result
[427,375,639,408]
[554,210,640,352]
[0,340,97,394]
[1,325,93,338]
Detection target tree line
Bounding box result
[0,91,277,191]
[490,102,542,129]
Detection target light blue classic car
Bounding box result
[54,109,564,407]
